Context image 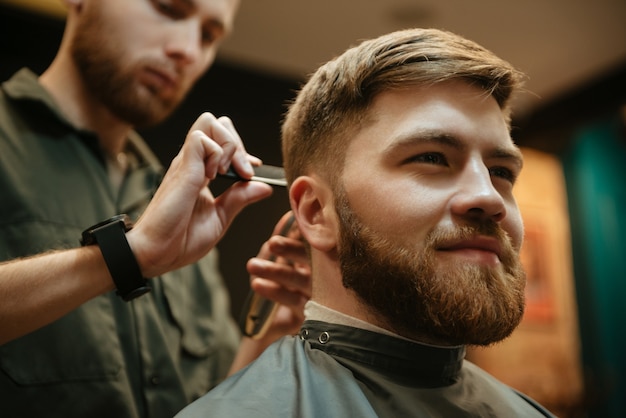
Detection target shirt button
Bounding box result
[150,376,160,386]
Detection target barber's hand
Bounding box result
[128,112,273,278]
[246,211,311,342]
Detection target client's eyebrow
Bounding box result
[386,130,524,170]
[490,146,524,171]
[384,130,465,154]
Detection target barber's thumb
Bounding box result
[215,182,273,221]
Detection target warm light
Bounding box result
[0,0,67,19]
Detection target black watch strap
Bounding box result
[81,215,151,301]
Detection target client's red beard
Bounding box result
[336,192,526,347]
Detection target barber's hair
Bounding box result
[281,28,525,186]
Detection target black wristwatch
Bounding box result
[80,214,151,301]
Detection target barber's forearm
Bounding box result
[0,246,115,345]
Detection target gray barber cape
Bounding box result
[177,320,555,417]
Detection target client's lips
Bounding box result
[438,236,503,263]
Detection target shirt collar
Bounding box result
[2,68,75,129]
[305,300,412,340]
[2,68,162,172]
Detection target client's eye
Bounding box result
[490,166,517,184]
[407,152,448,166]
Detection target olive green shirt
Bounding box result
[0,69,240,418]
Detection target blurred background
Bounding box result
[1,1,625,416]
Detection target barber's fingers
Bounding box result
[247,256,311,298]
[267,212,308,266]
[254,212,299,259]
[193,130,226,182]
[264,235,309,266]
[213,181,273,228]
[187,112,241,174]
[216,115,263,168]
[273,211,298,236]
[187,112,258,178]
[250,275,310,308]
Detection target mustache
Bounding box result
[426,221,519,265]
[430,221,504,243]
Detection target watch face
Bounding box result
[80,215,133,246]
[79,214,150,301]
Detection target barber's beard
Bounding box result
[71,9,183,127]
[336,193,526,346]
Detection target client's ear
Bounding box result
[289,175,338,252]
